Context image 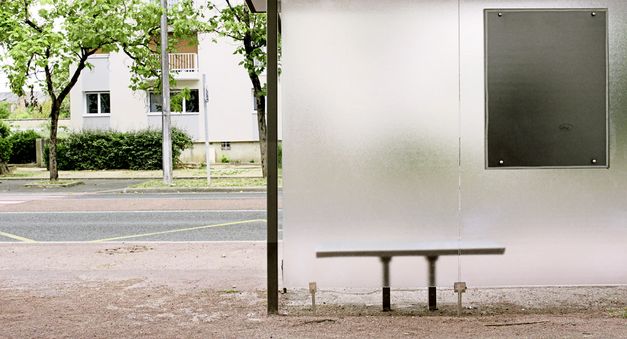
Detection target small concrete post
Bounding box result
[308,282,317,313]
[454,281,467,316]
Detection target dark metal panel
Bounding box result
[485,9,608,168]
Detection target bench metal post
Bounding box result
[381,256,391,311]
[426,256,438,311]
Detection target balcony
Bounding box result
[169,53,199,80]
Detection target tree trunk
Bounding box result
[48,101,60,181]
[0,163,9,175]
[252,79,268,178]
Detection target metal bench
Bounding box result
[316,240,506,311]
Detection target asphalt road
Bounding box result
[0,210,278,242]
[0,179,281,243]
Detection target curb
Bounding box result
[23,180,84,188]
[121,187,269,193]
[0,176,264,181]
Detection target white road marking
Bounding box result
[89,219,266,242]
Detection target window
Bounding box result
[221,142,231,151]
[149,89,200,113]
[85,92,110,114]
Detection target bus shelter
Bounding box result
[250,0,627,314]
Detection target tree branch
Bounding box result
[225,0,244,23]
[57,47,97,104]
[43,48,56,101]
[23,0,43,33]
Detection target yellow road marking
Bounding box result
[0,231,37,243]
[89,219,266,243]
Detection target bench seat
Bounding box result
[317,240,505,257]
[316,240,505,311]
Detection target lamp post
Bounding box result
[160,0,173,185]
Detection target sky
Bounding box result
[0,46,8,92]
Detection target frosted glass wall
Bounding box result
[282,0,627,288]
[458,0,627,286]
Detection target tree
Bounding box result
[207,1,271,177]
[0,0,204,181]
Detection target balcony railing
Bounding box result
[169,53,198,73]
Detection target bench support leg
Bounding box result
[382,287,390,312]
[381,256,391,311]
[427,256,438,311]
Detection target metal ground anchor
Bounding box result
[454,282,467,316]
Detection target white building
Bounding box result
[69,31,267,164]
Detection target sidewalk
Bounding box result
[0,164,275,192]
[0,242,625,338]
[1,163,264,180]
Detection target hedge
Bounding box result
[8,130,40,164]
[0,121,12,164]
[46,129,193,170]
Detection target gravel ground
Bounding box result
[0,242,625,338]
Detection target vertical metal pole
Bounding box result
[202,74,211,184]
[267,0,279,315]
[381,256,391,312]
[427,256,437,287]
[427,256,438,311]
[160,0,173,185]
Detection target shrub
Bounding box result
[277,141,282,168]
[0,121,12,169]
[0,137,12,164]
[220,154,230,163]
[46,128,193,170]
[0,120,10,138]
[8,130,41,164]
[0,102,10,119]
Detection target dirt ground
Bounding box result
[0,242,625,338]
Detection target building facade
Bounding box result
[69,31,267,164]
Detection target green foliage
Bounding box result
[7,130,41,164]
[46,129,193,170]
[0,121,11,138]
[207,1,275,176]
[0,0,205,96]
[170,88,191,113]
[0,121,12,164]
[0,102,10,119]
[0,137,12,164]
[277,142,282,168]
[207,2,268,87]
[1,0,206,179]
[220,154,230,163]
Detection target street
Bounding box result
[0,180,281,242]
